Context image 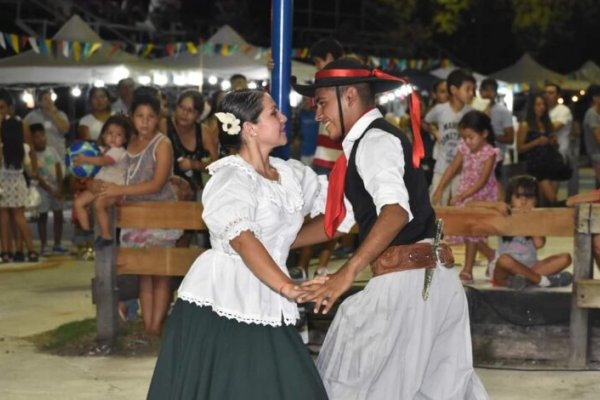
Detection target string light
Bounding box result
[137,75,151,85]
[71,86,82,97]
[208,75,218,85]
[221,80,231,91]
[22,91,34,108]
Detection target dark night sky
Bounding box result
[2,0,600,75]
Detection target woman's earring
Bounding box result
[251,130,257,138]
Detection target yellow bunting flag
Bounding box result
[72,41,81,61]
[186,42,197,55]
[142,43,154,58]
[9,34,19,53]
[89,42,102,57]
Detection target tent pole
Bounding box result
[271,0,292,159]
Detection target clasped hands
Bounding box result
[283,265,356,315]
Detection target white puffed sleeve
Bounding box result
[201,167,260,254]
[285,159,327,217]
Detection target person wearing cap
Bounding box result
[293,58,488,399]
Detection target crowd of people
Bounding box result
[3,35,600,399]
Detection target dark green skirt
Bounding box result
[147,300,328,400]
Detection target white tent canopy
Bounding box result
[430,66,488,83]
[0,15,158,85]
[489,53,565,85]
[158,25,316,83]
[571,61,600,84]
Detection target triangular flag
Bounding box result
[135,43,143,55]
[175,42,184,55]
[9,34,19,53]
[186,41,197,54]
[108,42,121,58]
[72,41,81,61]
[38,38,46,55]
[142,43,154,58]
[88,42,101,57]
[82,42,91,57]
[62,41,71,58]
[28,37,40,54]
[45,39,53,57]
[165,42,174,56]
[0,33,6,50]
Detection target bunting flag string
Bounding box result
[0,29,453,72]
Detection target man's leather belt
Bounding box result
[371,242,454,277]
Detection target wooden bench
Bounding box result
[436,205,598,368]
[93,201,206,344]
[93,202,600,368]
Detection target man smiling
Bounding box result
[292,58,488,399]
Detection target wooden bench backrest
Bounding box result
[113,203,577,276]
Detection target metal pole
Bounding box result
[271,0,293,159]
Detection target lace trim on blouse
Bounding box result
[208,156,304,213]
[179,295,298,326]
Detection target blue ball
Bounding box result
[65,141,101,178]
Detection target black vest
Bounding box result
[345,118,435,245]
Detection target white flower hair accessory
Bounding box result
[215,112,241,135]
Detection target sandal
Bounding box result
[27,251,39,263]
[459,271,474,285]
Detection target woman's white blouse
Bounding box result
[177,155,326,326]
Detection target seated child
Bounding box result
[73,115,131,247]
[469,175,573,290]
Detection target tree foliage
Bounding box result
[377,0,600,72]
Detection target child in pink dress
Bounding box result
[432,110,501,283]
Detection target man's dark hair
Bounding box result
[230,74,247,83]
[588,84,600,99]
[29,123,45,135]
[545,82,562,95]
[480,78,498,92]
[447,69,476,93]
[309,38,344,60]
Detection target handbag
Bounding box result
[24,184,42,221]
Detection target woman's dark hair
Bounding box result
[0,88,14,107]
[100,114,133,145]
[1,117,24,169]
[458,110,496,146]
[88,86,111,102]
[131,88,161,116]
[217,89,265,150]
[178,90,204,115]
[525,93,553,134]
[36,89,52,103]
[432,79,445,93]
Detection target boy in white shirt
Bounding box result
[423,69,475,204]
[73,115,131,247]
